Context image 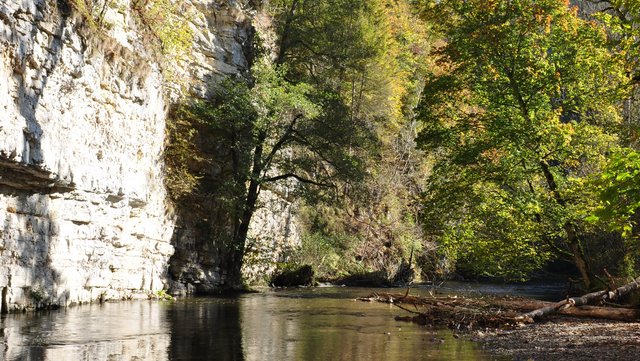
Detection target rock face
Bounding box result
[0,0,298,310]
[0,0,174,311]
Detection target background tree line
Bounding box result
[166,0,640,289]
[416,0,640,288]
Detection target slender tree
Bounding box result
[178,60,370,286]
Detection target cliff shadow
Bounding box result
[6,0,72,166]
[0,186,63,313]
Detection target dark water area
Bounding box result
[0,284,563,361]
[429,281,568,301]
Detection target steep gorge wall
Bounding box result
[0,0,174,311]
[0,0,295,310]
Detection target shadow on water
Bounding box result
[168,299,244,361]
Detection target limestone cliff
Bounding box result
[0,0,296,311]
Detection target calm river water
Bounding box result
[0,284,564,361]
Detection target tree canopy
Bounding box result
[417,0,628,285]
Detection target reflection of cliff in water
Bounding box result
[0,289,495,360]
[0,302,171,361]
[167,299,244,361]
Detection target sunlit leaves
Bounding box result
[417,0,626,279]
[591,149,640,233]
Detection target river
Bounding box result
[0,284,565,360]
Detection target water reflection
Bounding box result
[0,302,170,361]
[240,289,489,361]
[168,298,243,361]
[0,288,496,360]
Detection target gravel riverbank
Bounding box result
[477,317,640,360]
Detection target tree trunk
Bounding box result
[514,300,640,321]
[518,276,640,322]
[539,160,593,288]
[227,133,265,289]
[554,305,640,321]
[564,223,593,289]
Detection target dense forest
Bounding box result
[160,0,640,290]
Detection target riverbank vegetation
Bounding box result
[162,0,640,291]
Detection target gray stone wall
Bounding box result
[0,0,299,308]
[0,0,174,311]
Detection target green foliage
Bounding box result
[590,149,640,231]
[164,106,203,202]
[291,222,365,280]
[210,61,357,190]
[166,60,333,196]
[268,0,435,278]
[154,290,174,301]
[270,0,382,74]
[417,0,627,281]
[592,0,640,82]
[589,1,640,144]
[589,148,640,275]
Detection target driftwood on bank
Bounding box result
[513,300,640,322]
[358,276,640,331]
[358,292,527,329]
[557,305,640,321]
[517,276,640,323]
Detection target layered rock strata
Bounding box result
[0,0,175,311]
[0,0,298,309]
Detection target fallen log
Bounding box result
[518,276,640,323]
[507,300,640,321]
[359,284,640,331]
[560,305,640,321]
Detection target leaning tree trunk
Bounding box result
[540,160,593,288]
[518,276,640,323]
[227,181,260,289]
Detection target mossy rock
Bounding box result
[271,265,314,287]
